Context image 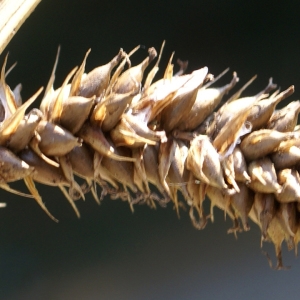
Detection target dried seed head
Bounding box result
[2,42,300,268]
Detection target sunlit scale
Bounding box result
[1,41,300,270]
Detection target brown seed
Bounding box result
[267,100,300,132]
[79,49,126,98]
[271,144,300,170]
[240,129,295,161]
[247,85,294,130]
[60,96,96,134]
[77,122,136,162]
[232,146,251,183]
[19,148,67,186]
[112,47,157,94]
[248,157,282,194]
[221,153,240,192]
[110,107,167,148]
[101,146,137,194]
[276,169,300,203]
[7,108,43,153]
[178,71,239,131]
[133,74,192,123]
[68,144,94,179]
[210,84,266,139]
[0,87,43,146]
[266,216,287,270]
[187,135,228,190]
[160,67,208,132]
[36,120,81,157]
[92,91,137,132]
[0,146,34,182]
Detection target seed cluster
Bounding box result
[1,42,300,269]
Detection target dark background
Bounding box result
[1,0,300,299]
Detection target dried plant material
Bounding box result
[7,108,43,153]
[209,80,266,140]
[265,216,287,270]
[178,71,239,131]
[271,142,300,170]
[3,39,300,268]
[0,86,43,145]
[267,100,300,132]
[187,135,228,190]
[166,139,191,215]
[0,0,41,55]
[35,120,81,157]
[19,148,80,217]
[78,123,136,162]
[247,84,293,130]
[229,182,254,231]
[112,47,157,94]
[158,138,177,200]
[93,91,136,132]
[250,192,275,240]
[276,169,300,203]
[60,96,96,134]
[206,185,239,231]
[79,49,126,97]
[232,146,251,183]
[187,174,207,229]
[160,67,208,132]
[240,129,295,161]
[0,146,34,182]
[248,158,282,194]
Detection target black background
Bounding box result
[1,0,300,299]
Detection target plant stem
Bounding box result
[0,0,41,54]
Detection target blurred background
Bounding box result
[1,0,300,299]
